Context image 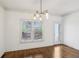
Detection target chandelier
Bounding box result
[33,0,48,20]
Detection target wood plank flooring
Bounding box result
[2,44,79,58]
[62,45,79,58]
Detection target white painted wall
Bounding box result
[5,10,62,51]
[64,12,79,50]
[0,6,5,57]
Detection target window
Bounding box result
[20,19,42,43]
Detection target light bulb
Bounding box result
[36,11,39,17]
[36,14,39,17]
[46,13,48,19]
[40,17,42,21]
[44,10,48,19]
[39,15,42,21]
[34,16,36,20]
[33,15,36,20]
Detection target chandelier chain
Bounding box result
[40,0,42,13]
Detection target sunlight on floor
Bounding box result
[54,46,61,58]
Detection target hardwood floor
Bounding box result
[62,45,79,58]
[2,46,54,58]
[2,44,79,58]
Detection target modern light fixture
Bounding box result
[33,0,48,20]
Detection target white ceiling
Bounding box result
[0,0,79,16]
